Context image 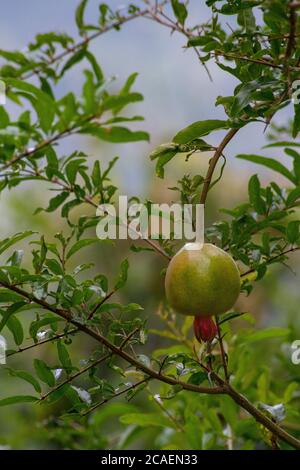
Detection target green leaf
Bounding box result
[236,154,296,184]
[241,327,290,344]
[0,290,24,303]
[237,7,256,31]
[286,220,300,244]
[80,125,149,143]
[66,238,110,260]
[3,313,24,345]
[76,0,88,30]
[92,160,101,188]
[44,192,69,213]
[45,147,59,179]
[248,174,266,215]
[188,371,207,385]
[0,396,38,407]
[33,359,55,387]
[0,231,36,255]
[232,79,279,115]
[29,316,63,341]
[149,143,179,161]
[85,51,104,83]
[0,49,29,64]
[120,412,176,429]
[218,312,246,325]
[114,259,129,290]
[121,72,138,94]
[0,301,26,333]
[149,329,178,341]
[173,120,228,144]
[7,369,41,393]
[91,402,138,425]
[45,258,63,275]
[5,78,56,133]
[263,141,300,149]
[156,149,179,178]
[0,106,9,129]
[286,187,300,206]
[60,49,86,76]
[65,158,87,185]
[171,0,188,25]
[8,249,24,267]
[153,344,191,358]
[103,93,144,112]
[102,156,119,180]
[293,105,300,138]
[112,72,139,114]
[187,36,212,47]
[283,382,298,404]
[185,414,203,450]
[57,341,72,371]
[218,1,261,15]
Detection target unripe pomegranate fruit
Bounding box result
[165,243,240,317]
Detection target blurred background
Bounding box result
[0,0,299,449]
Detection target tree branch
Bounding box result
[87,290,115,320]
[144,3,212,80]
[1,280,223,396]
[7,328,78,358]
[1,113,98,170]
[224,383,300,450]
[285,1,298,64]
[21,8,152,81]
[2,278,300,448]
[0,163,171,262]
[81,377,151,416]
[241,246,300,278]
[200,128,239,205]
[213,51,285,70]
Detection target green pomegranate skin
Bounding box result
[165,243,240,316]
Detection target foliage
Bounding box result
[0,0,300,451]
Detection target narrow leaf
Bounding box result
[236,154,296,184]
[173,120,228,144]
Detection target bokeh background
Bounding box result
[0,0,299,449]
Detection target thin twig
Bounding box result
[213,51,285,70]
[241,246,300,278]
[215,318,229,382]
[21,8,152,81]
[0,165,171,262]
[81,377,151,416]
[145,6,212,80]
[7,328,78,357]
[119,327,140,350]
[151,390,185,432]
[87,290,115,320]
[285,1,297,64]
[200,128,239,205]
[40,353,112,401]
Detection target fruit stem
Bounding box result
[215,316,229,382]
